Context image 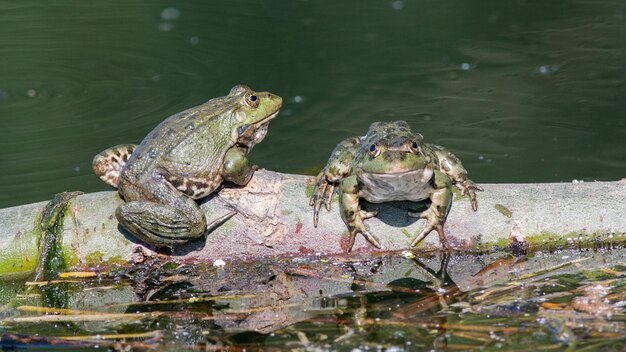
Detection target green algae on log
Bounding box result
[0,170,625,278]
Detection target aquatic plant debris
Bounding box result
[1,248,625,350]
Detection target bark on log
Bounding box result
[1,170,625,279]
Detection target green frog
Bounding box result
[310,121,482,252]
[92,85,282,246]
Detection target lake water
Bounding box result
[1,0,625,208]
[1,2,626,350]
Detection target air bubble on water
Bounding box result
[74,166,81,172]
[461,62,471,71]
[293,95,303,103]
[189,36,199,45]
[478,155,485,160]
[391,0,404,10]
[538,64,559,75]
[152,75,161,82]
[161,7,181,20]
[27,89,36,97]
[159,22,174,32]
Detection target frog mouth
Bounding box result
[236,109,281,150]
[261,109,280,123]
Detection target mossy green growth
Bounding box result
[305,181,315,199]
[84,251,106,267]
[494,204,513,218]
[0,192,83,281]
[34,192,82,281]
[61,243,79,269]
[0,230,39,281]
[475,230,624,252]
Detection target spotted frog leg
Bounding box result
[92,144,137,187]
[310,137,381,250]
[408,169,453,247]
[338,175,382,250]
[409,145,482,248]
[310,137,360,226]
[429,144,483,211]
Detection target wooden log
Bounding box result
[1,170,625,279]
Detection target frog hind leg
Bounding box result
[339,175,382,252]
[116,178,218,246]
[92,144,137,188]
[428,144,483,211]
[409,169,453,248]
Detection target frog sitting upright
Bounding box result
[93,85,282,246]
[310,121,482,251]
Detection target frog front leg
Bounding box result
[222,146,255,185]
[428,144,483,210]
[339,175,382,252]
[409,169,453,248]
[310,137,360,226]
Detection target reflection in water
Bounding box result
[2,248,626,349]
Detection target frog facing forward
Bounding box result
[310,121,482,251]
[93,85,282,246]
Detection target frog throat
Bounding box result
[236,109,280,148]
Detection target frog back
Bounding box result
[122,102,237,183]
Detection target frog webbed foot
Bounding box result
[456,179,483,211]
[309,171,337,227]
[408,178,453,249]
[346,221,382,252]
[408,209,448,248]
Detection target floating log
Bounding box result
[1,170,625,279]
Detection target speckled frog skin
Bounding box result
[310,121,482,251]
[92,85,282,246]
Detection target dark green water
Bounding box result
[1,0,625,208]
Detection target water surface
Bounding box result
[1,0,625,208]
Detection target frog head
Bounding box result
[355,121,436,201]
[358,121,431,174]
[227,85,282,149]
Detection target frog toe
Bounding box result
[311,180,336,227]
[346,224,381,252]
[408,208,430,219]
[360,209,379,219]
[411,222,447,248]
[458,180,483,211]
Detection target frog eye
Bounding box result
[369,144,381,157]
[409,140,422,155]
[245,94,260,108]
